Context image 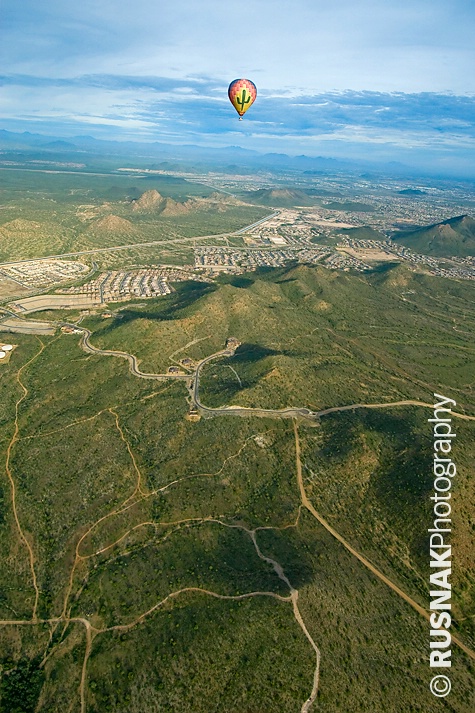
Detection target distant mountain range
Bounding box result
[1,128,470,179]
[0,129,353,173]
[392,215,475,257]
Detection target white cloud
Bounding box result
[2,1,475,93]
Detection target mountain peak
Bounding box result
[441,214,473,227]
[132,189,164,211]
[392,214,475,257]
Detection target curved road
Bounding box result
[293,421,475,664]
[191,349,318,421]
[77,332,475,423]
[79,327,190,382]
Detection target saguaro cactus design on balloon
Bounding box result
[236,88,252,113]
[228,79,257,119]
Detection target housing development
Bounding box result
[0,259,89,287]
[1,206,474,322]
[57,267,196,302]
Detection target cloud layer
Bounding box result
[1,1,475,173]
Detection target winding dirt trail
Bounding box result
[168,335,211,366]
[292,421,475,664]
[249,530,321,712]
[108,407,148,498]
[0,614,94,712]
[61,431,265,623]
[60,408,148,620]
[4,339,49,621]
[66,509,320,713]
[99,587,292,634]
[79,619,93,713]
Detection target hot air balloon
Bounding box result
[228,78,257,120]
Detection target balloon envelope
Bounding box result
[228,79,257,119]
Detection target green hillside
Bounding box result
[392,214,475,256]
[0,263,474,712]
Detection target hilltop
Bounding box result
[132,189,165,211]
[398,188,426,196]
[0,218,42,232]
[242,188,316,207]
[392,215,475,257]
[92,215,135,233]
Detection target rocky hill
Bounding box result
[92,215,135,233]
[0,219,42,232]
[160,198,193,217]
[131,189,241,216]
[132,189,165,211]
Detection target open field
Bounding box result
[0,169,268,265]
[337,246,400,262]
[0,276,30,301]
[0,318,56,335]
[11,295,101,314]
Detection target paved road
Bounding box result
[191,349,233,402]
[79,328,190,382]
[74,334,475,423]
[75,335,319,420]
[192,354,475,422]
[191,349,319,422]
[234,211,279,234]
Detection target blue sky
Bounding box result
[1,0,475,173]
